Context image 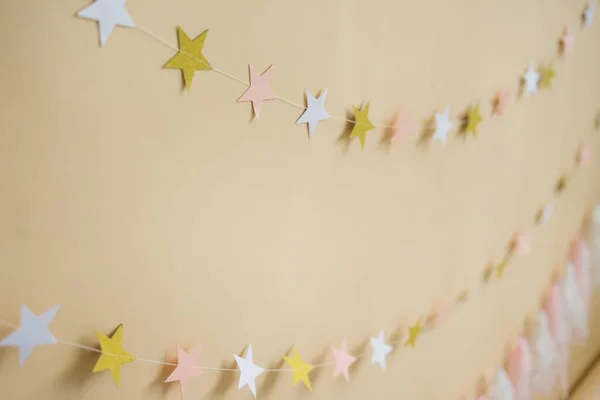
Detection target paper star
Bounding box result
[165,345,204,393]
[93,325,135,388]
[77,0,135,47]
[432,105,454,147]
[164,27,211,90]
[237,65,277,120]
[369,330,392,371]
[584,1,596,28]
[233,345,265,398]
[577,143,590,164]
[493,90,510,116]
[0,304,60,365]
[496,259,509,279]
[560,27,575,55]
[296,90,331,138]
[514,233,531,254]
[332,338,357,383]
[523,63,540,96]
[539,64,555,89]
[464,103,483,136]
[390,112,413,141]
[538,204,554,225]
[404,319,423,348]
[349,101,376,149]
[282,347,314,390]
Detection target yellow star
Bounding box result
[282,347,314,390]
[349,101,376,149]
[164,27,212,90]
[539,64,555,89]
[465,103,483,136]
[92,325,135,388]
[496,259,508,279]
[404,319,423,348]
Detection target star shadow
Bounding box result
[335,109,357,154]
[144,348,177,400]
[416,116,436,149]
[348,338,369,373]
[202,356,239,400]
[378,114,398,153]
[55,333,104,396]
[258,346,292,398]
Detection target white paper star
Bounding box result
[296,90,331,138]
[0,304,60,365]
[77,0,136,47]
[369,330,392,371]
[233,345,265,398]
[432,105,453,148]
[523,63,540,96]
[538,204,553,225]
[584,1,596,28]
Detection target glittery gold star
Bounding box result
[496,259,508,279]
[539,64,555,89]
[164,27,211,90]
[404,319,423,348]
[465,103,483,136]
[349,101,376,149]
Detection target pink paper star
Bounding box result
[492,90,510,116]
[514,233,531,254]
[391,112,413,141]
[237,65,277,120]
[332,338,356,382]
[577,143,590,164]
[165,345,204,393]
[560,27,575,55]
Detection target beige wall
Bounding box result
[0,0,599,399]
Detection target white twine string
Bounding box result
[134,25,398,130]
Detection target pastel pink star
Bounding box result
[515,233,531,254]
[577,143,590,164]
[492,89,510,116]
[165,345,204,393]
[391,112,413,141]
[332,338,356,382]
[237,65,277,120]
[560,27,575,55]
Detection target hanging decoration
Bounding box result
[163,27,212,90]
[76,0,135,47]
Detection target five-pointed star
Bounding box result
[349,101,376,149]
[332,338,357,382]
[464,103,483,136]
[560,27,575,55]
[77,0,135,47]
[164,27,211,90]
[515,232,531,254]
[283,347,314,390]
[577,143,590,164]
[296,89,331,138]
[237,65,277,121]
[0,304,60,365]
[233,345,265,398]
[432,105,454,147]
[391,112,413,141]
[404,319,423,348]
[584,1,596,28]
[93,325,135,388]
[523,63,540,96]
[165,345,204,393]
[369,330,392,371]
[493,90,510,116]
[539,64,555,89]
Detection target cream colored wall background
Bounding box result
[0,0,599,399]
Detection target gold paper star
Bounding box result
[92,325,135,388]
[465,103,483,136]
[539,64,555,89]
[404,319,423,348]
[164,27,212,90]
[349,101,376,149]
[496,259,508,279]
[283,347,314,390]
